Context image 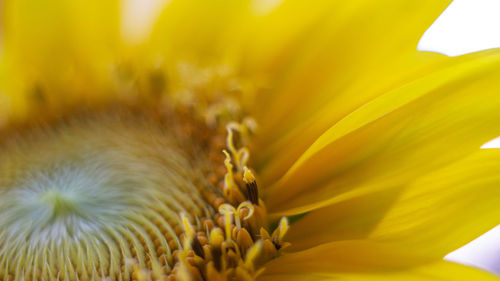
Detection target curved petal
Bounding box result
[248,0,451,122]
[259,260,497,281]
[263,240,428,275]
[149,0,451,140]
[285,187,401,251]
[266,49,500,215]
[259,240,497,281]
[368,149,500,259]
[284,149,500,257]
[252,0,452,180]
[257,51,448,184]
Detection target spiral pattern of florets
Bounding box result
[0,111,211,281]
[0,108,288,281]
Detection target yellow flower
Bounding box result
[1,0,500,280]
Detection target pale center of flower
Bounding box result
[0,109,288,281]
[0,111,211,280]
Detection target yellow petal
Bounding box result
[258,52,448,185]
[260,239,498,280]
[263,240,427,275]
[251,0,452,180]
[284,188,401,252]
[282,149,500,257]
[149,0,450,117]
[266,49,500,215]
[369,149,500,259]
[149,0,253,64]
[1,0,121,121]
[259,240,498,280]
[252,0,451,124]
[259,260,497,281]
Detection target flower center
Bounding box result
[0,108,288,281]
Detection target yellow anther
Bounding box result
[222,150,235,192]
[242,167,255,184]
[243,166,259,205]
[218,204,235,241]
[244,240,263,270]
[278,217,289,241]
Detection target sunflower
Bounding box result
[1,0,500,280]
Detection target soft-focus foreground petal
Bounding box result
[0,0,120,121]
[252,0,451,183]
[150,1,451,149]
[150,0,252,64]
[147,0,259,111]
[266,49,500,215]
[259,240,497,281]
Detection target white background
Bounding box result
[418,0,500,275]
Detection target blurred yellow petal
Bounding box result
[260,260,497,281]
[280,149,500,257]
[368,149,500,259]
[1,0,121,120]
[150,0,253,64]
[266,49,500,215]
[1,0,499,279]
[258,52,447,185]
[250,0,451,182]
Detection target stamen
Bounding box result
[236,201,255,228]
[218,204,235,242]
[225,123,250,170]
[241,117,258,136]
[222,150,245,205]
[243,167,259,205]
[222,150,235,192]
[0,107,290,281]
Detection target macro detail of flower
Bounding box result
[1,0,500,280]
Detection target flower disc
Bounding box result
[0,111,211,280]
